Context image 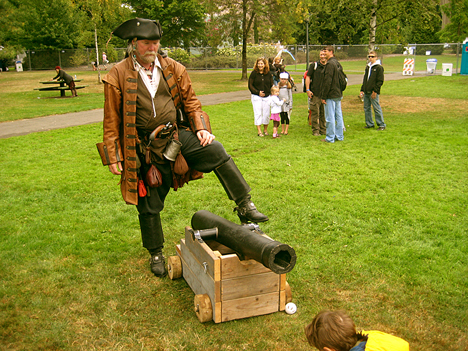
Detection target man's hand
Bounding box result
[321,99,326,104]
[108,162,123,175]
[197,130,215,147]
[371,92,377,99]
[307,90,313,98]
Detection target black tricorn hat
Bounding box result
[112,18,162,40]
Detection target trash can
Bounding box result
[426,58,437,74]
[442,63,453,76]
[15,60,23,72]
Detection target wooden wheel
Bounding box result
[194,294,212,323]
[167,255,182,280]
[285,281,293,303]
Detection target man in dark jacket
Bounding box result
[320,46,344,143]
[305,50,327,136]
[51,66,77,97]
[360,51,386,130]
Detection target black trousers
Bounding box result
[280,112,289,125]
[136,129,230,251]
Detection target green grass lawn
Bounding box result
[0,74,467,350]
[0,69,250,122]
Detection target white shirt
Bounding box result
[133,56,163,118]
[134,57,162,98]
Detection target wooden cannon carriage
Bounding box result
[167,210,296,323]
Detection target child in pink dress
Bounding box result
[269,86,285,138]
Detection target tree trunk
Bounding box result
[368,0,378,52]
[254,17,258,44]
[241,1,248,80]
[241,0,255,80]
[95,24,101,83]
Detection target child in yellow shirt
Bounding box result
[305,310,409,351]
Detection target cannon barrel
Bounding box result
[191,210,296,274]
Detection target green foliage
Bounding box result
[0,45,16,63]
[126,0,206,49]
[415,44,444,55]
[400,0,442,44]
[295,0,445,47]
[245,43,278,57]
[164,47,191,66]
[439,0,468,43]
[0,0,131,51]
[69,51,89,67]
[13,0,84,49]
[190,55,240,69]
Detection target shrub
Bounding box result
[70,50,89,67]
[415,44,444,55]
[164,47,191,66]
[347,45,368,58]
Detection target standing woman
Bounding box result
[249,57,274,137]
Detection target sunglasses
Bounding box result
[368,55,376,58]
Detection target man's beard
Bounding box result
[137,51,157,64]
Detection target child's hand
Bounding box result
[283,98,286,101]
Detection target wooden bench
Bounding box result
[34,80,86,97]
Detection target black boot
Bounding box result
[138,213,167,277]
[214,158,269,224]
[149,251,167,277]
[234,194,269,224]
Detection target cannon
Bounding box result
[167,211,296,323]
[191,210,296,274]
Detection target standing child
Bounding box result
[278,72,293,135]
[305,310,410,351]
[269,86,285,139]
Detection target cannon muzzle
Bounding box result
[191,210,296,274]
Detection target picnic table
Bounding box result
[35,79,88,98]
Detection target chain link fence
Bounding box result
[16,43,463,72]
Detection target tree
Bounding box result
[9,0,83,50]
[126,0,206,49]
[295,0,442,49]
[75,0,133,48]
[439,0,468,43]
[0,0,130,51]
[201,0,299,80]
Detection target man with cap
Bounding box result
[96,18,268,277]
[51,66,77,97]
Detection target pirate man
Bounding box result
[96,18,268,277]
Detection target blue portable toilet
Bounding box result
[461,43,468,75]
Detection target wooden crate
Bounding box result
[169,226,292,323]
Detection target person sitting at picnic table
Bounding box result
[50,66,78,97]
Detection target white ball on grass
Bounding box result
[285,302,297,315]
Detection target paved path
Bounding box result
[0,71,428,139]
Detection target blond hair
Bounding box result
[279,79,292,89]
[270,86,279,95]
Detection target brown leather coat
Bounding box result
[96,55,211,205]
